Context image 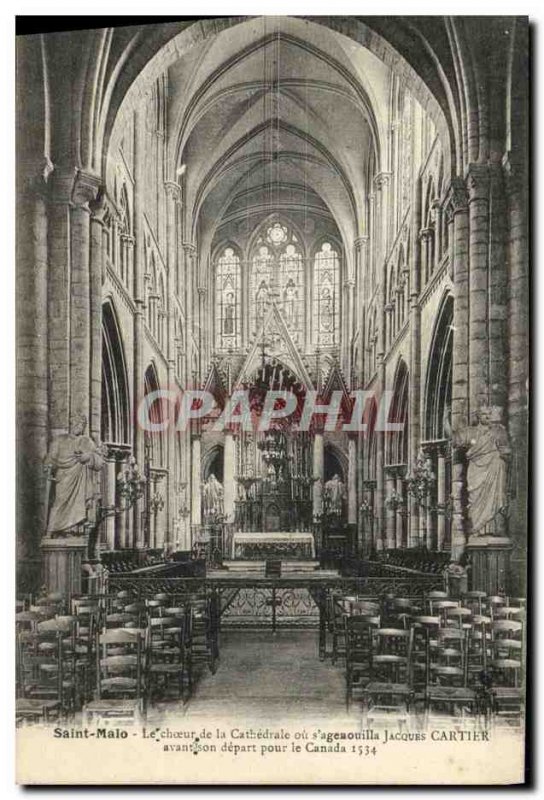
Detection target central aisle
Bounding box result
[155,630,350,723]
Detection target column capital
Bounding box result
[50,167,101,208]
[344,278,356,289]
[354,235,369,248]
[373,171,392,190]
[72,170,102,208]
[445,177,469,216]
[183,242,197,257]
[418,226,434,241]
[197,286,207,297]
[164,180,182,203]
[467,163,490,202]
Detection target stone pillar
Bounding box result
[408,177,423,548]
[385,470,396,550]
[344,278,355,380]
[419,228,430,284]
[183,243,196,381]
[467,164,491,418]
[436,446,447,551]
[447,178,470,560]
[395,473,404,549]
[312,432,324,518]
[17,172,50,593]
[347,435,357,525]
[224,430,236,524]
[69,171,100,422]
[504,154,529,592]
[104,457,117,550]
[426,489,434,551]
[132,109,146,548]
[165,181,182,550]
[89,193,106,441]
[191,435,202,527]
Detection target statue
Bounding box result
[44,415,105,536]
[323,473,346,516]
[203,474,224,518]
[454,406,511,536]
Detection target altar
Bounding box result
[231,531,315,561]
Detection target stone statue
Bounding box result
[44,415,105,536]
[323,473,346,516]
[454,406,511,536]
[203,474,224,518]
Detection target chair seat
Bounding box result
[364,682,412,696]
[427,686,476,701]
[149,664,184,674]
[16,698,60,712]
[85,698,141,711]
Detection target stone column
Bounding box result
[69,171,100,422]
[165,181,182,550]
[224,430,236,524]
[447,178,470,560]
[395,473,404,549]
[191,435,202,528]
[467,164,491,418]
[183,243,196,381]
[436,446,447,551]
[17,171,50,593]
[104,456,117,550]
[347,435,357,525]
[385,469,396,550]
[89,193,107,441]
[408,177,423,548]
[504,154,529,592]
[312,431,324,518]
[132,109,145,548]
[343,278,355,380]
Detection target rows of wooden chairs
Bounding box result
[327,589,525,730]
[16,587,220,726]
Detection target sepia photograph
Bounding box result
[14,13,529,785]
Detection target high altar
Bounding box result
[232,426,316,561]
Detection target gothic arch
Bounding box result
[101,299,130,444]
[387,358,409,466]
[144,361,165,466]
[424,292,454,440]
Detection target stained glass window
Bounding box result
[249,222,304,343]
[215,247,241,350]
[313,242,340,346]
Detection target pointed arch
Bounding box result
[101,299,130,444]
[144,362,165,466]
[424,292,454,440]
[387,357,409,466]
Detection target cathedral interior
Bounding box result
[15,17,528,730]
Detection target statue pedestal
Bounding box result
[466,535,513,595]
[41,535,88,596]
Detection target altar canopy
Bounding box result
[231,531,316,560]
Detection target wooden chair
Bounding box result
[462,590,487,616]
[424,629,479,727]
[362,627,414,727]
[83,628,146,725]
[344,614,380,710]
[147,615,189,703]
[411,616,441,691]
[16,620,76,725]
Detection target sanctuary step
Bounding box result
[219,560,321,575]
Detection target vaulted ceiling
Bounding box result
[164,17,393,265]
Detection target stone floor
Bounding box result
[149,629,351,724]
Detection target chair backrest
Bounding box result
[370,627,414,684]
[97,628,144,698]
